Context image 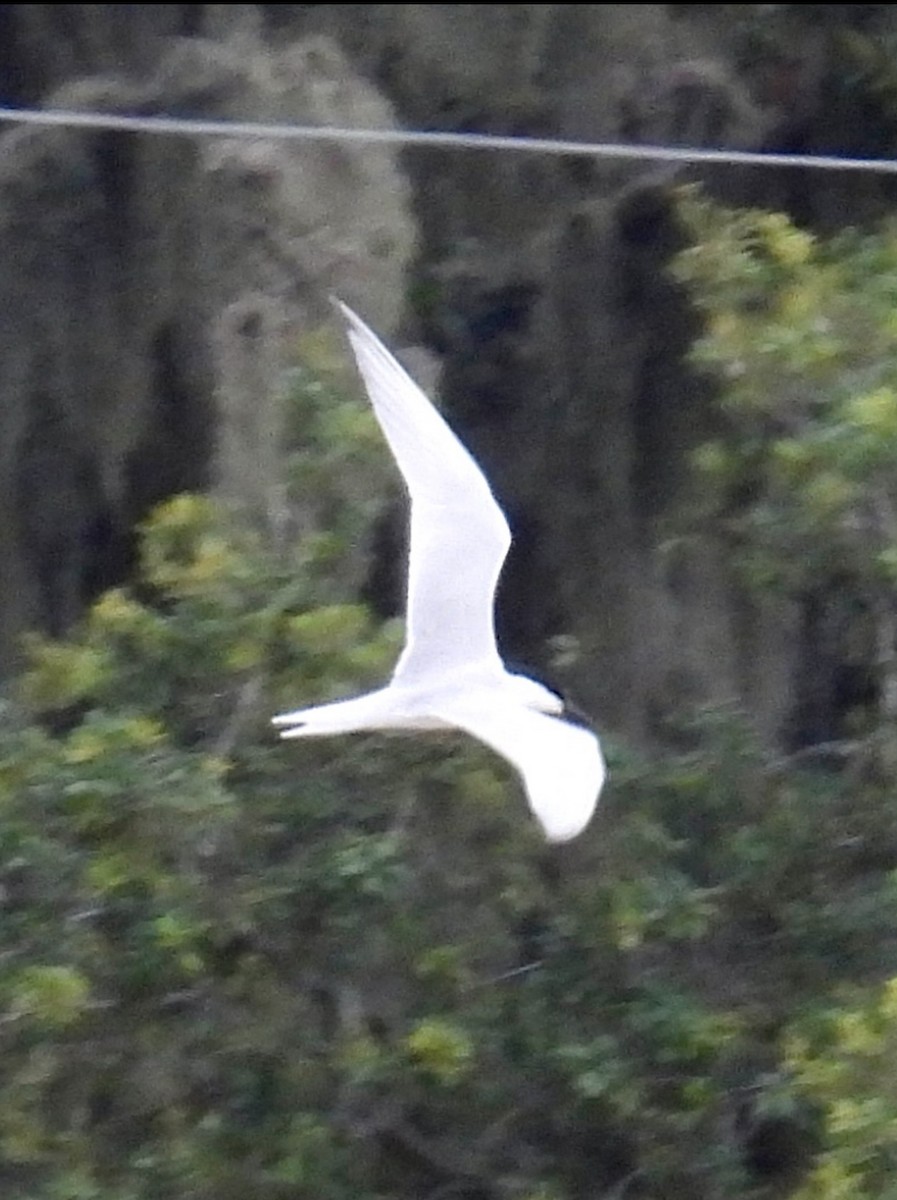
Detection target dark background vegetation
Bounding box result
[3,6,897,1198]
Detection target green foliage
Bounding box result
[673,189,897,592]
[404,1017,474,1085]
[785,979,897,1199]
[11,965,91,1029]
[5,305,897,1198]
[673,187,897,768]
[5,518,897,1198]
[670,186,897,1198]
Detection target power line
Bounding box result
[1,103,897,175]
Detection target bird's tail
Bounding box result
[272,689,403,739]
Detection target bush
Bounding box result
[4,287,897,1197]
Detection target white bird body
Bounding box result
[274,300,606,842]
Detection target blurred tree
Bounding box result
[672,186,897,1198]
[674,188,897,755]
[2,284,897,1199]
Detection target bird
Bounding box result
[273,300,606,842]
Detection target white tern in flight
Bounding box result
[273,300,606,841]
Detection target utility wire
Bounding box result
[1,104,897,175]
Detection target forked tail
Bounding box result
[272,688,401,738]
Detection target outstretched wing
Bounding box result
[336,301,511,685]
[434,699,606,842]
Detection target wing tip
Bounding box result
[329,294,366,335]
[271,711,307,728]
[538,733,606,843]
